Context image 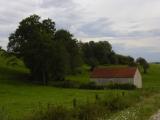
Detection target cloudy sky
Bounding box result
[1,0,160,62]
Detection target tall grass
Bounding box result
[0,107,9,120]
[26,92,140,120]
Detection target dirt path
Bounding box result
[150,110,160,120]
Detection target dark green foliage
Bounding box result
[52,80,136,90]
[77,103,106,120]
[81,41,112,66]
[116,54,136,65]
[7,15,82,84]
[95,94,100,101]
[109,52,119,64]
[50,42,69,81]
[102,95,130,112]
[54,30,82,74]
[79,82,104,90]
[107,83,136,90]
[81,41,136,67]
[51,80,80,88]
[136,57,149,74]
[79,83,136,90]
[73,98,77,108]
[8,15,56,84]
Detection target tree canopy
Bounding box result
[7,15,82,84]
[80,41,136,69]
[136,57,149,74]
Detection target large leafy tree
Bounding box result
[81,41,112,66]
[7,15,58,84]
[7,15,82,84]
[54,29,82,74]
[136,57,149,74]
[81,41,136,67]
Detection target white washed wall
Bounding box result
[91,78,134,85]
[133,69,142,88]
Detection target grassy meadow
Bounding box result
[0,55,160,119]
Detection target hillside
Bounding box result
[0,56,160,119]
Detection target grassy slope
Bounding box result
[0,56,136,119]
[0,55,160,120]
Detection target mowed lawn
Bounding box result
[0,55,160,119]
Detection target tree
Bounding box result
[7,15,57,84]
[7,15,83,84]
[109,51,119,64]
[136,57,149,74]
[115,54,136,66]
[81,41,112,66]
[50,41,69,81]
[54,29,82,74]
[94,41,112,64]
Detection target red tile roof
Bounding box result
[90,67,137,78]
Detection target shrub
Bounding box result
[52,81,136,90]
[77,103,106,120]
[79,82,136,90]
[106,83,136,90]
[27,105,74,120]
[103,95,130,112]
[27,92,137,120]
[79,81,104,90]
[52,80,80,88]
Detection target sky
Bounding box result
[1,0,160,62]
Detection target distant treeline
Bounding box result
[5,14,148,85]
[80,41,135,70]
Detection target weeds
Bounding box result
[26,92,139,120]
[0,107,9,120]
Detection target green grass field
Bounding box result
[0,55,160,120]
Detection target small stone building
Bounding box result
[90,67,142,88]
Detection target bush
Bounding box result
[27,104,107,120]
[52,80,80,88]
[79,82,104,90]
[27,105,74,120]
[103,95,130,112]
[52,81,136,90]
[77,103,106,120]
[26,92,138,120]
[106,83,136,90]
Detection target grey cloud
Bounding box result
[40,0,76,9]
[124,29,160,38]
[112,43,160,62]
[77,18,118,37]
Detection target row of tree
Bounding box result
[7,15,149,85]
[80,41,136,68]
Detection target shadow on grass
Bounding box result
[0,65,30,85]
